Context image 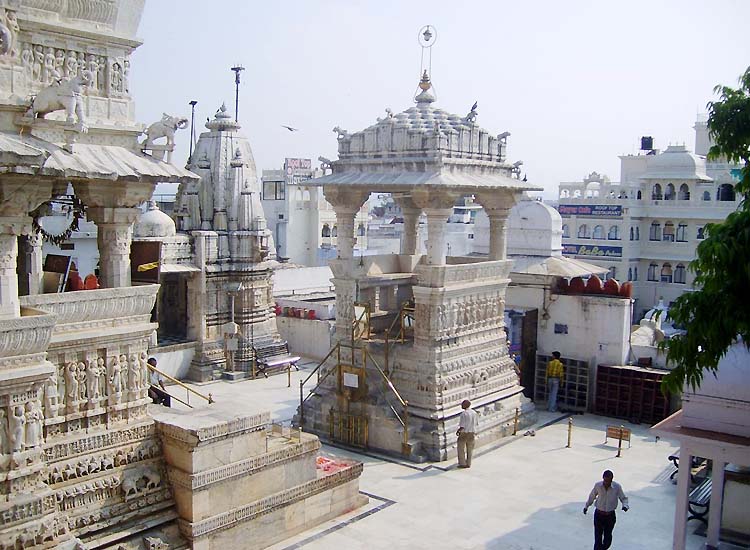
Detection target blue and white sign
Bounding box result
[558,204,623,217]
[562,244,622,258]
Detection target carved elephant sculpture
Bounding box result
[25,73,90,126]
[142,113,188,149]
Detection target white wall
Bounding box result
[148,342,196,381]
[277,317,335,360]
[538,294,632,367]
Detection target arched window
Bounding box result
[628,267,632,281]
[321,223,331,238]
[357,223,365,236]
[331,225,338,237]
[637,190,642,200]
[573,190,582,198]
[661,263,673,283]
[702,190,711,201]
[608,225,620,240]
[678,184,690,200]
[649,222,661,241]
[629,227,634,241]
[607,267,617,280]
[578,224,590,239]
[665,183,675,200]
[697,226,705,239]
[295,188,304,200]
[647,263,658,281]
[635,226,640,240]
[302,188,311,201]
[662,221,675,242]
[652,184,663,200]
[593,225,605,239]
[717,183,735,201]
[560,189,570,198]
[674,264,686,284]
[676,222,688,242]
[562,224,570,238]
[633,266,638,281]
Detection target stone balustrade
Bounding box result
[20,284,159,330]
[0,307,56,359]
[414,259,513,288]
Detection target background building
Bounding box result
[557,122,741,318]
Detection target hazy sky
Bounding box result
[132,0,750,198]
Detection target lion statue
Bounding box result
[143,113,188,149]
[25,73,90,126]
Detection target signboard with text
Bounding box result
[284,158,313,185]
[562,244,622,258]
[558,204,623,217]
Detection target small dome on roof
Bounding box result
[134,201,176,238]
[641,145,711,181]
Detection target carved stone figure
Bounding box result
[86,359,100,401]
[9,405,25,453]
[25,73,90,126]
[123,58,130,93]
[77,51,85,75]
[21,43,32,80]
[65,362,78,402]
[127,353,140,392]
[32,44,43,81]
[109,356,122,400]
[43,374,59,418]
[54,49,64,75]
[142,113,188,149]
[0,8,19,57]
[77,361,87,401]
[24,401,43,448]
[333,126,349,140]
[111,61,122,93]
[86,54,98,90]
[43,46,57,84]
[65,50,77,78]
[97,55,106,91]
[0,409,8,454]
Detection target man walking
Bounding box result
[584,470,629,550]
[456,399,478,468]
[546,351,564,412]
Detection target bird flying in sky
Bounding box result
[281,125,299,132]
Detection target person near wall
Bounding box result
[456,399,479,469]
[147,357,171,407]
[584,470,629,550]
[546,351,564,412]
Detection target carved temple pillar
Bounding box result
[324,187,369,261]
[477,190,519,261]
[0,219,27,319]
[396,197,422,255]
[19,233,44,296]
[412,188,458,266]
[73,180,154,289]
[87,207,139,288]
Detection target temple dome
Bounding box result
[134,201,176,238]
[641,144,711,181]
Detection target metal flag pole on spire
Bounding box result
[188,100,197,161]
[231,65,245,123]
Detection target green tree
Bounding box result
[661,67,750,394]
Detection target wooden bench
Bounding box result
[253,341,300,378]
[605,425,632,448]
[687,477,712,525]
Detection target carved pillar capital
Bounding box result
[476,191,520,261]
[0,178,54,218]
[72,180,155,209]
[324,187,368,261]
[87,207,139,288]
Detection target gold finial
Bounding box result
[419,70,431,91]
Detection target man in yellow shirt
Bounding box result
[546,351,564,412]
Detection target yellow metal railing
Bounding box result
[146,364,214,408]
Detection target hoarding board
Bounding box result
[558,204,622,217]
[562,244,622,258]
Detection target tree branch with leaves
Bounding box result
[661,67,750,394]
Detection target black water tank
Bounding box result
[641,136,654,151]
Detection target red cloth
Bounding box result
[66,271,84,291]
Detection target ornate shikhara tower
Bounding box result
[299,71,539,461]
[174,104,283,382]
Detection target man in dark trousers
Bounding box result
[584,470,629,550]
[147,357,171,407]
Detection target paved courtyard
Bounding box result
[156,360,737,550]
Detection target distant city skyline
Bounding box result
[132,0,750,198]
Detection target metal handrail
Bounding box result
[364,348,410,454]
[299,342,342,428]
[384,301,415,377]
[147,364,214,406]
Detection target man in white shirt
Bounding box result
[147,357,171,407]
[583,470,629,550]
[456,399,479,468]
